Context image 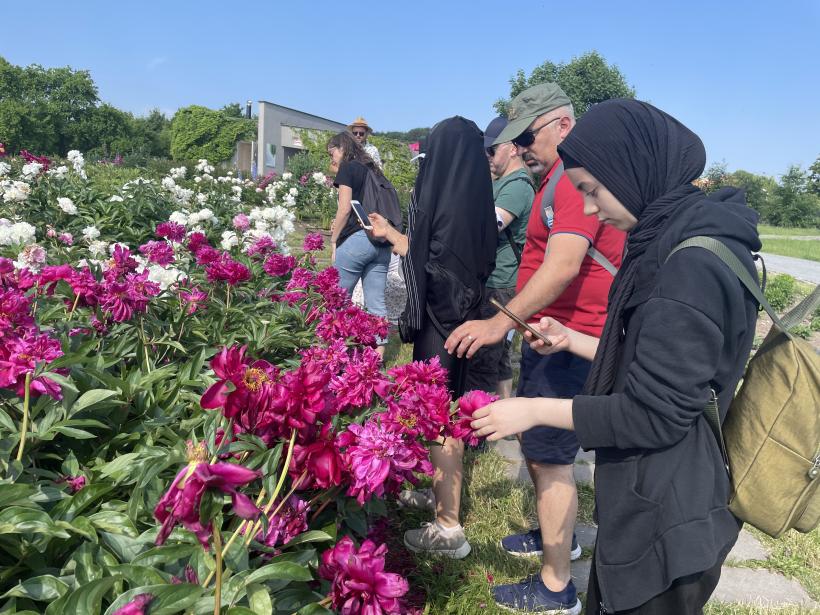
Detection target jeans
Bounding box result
[336,229,392,323]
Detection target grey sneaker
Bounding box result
[403,522,471,559]
[398,487,436,511]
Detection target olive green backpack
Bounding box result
[668,236,820,538]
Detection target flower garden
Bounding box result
[0,151,493,615]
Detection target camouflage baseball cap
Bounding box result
[494,83,571,145]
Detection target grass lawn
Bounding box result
[760,238,820,262]
[758,225,820,237]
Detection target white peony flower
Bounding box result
[109,195,124,202]
[312,172,327,184]
[0,221,37,246]
[161,176,176,191]
[169,211,189,225]
[21,162,43,179]
[147,264,186,290]
[0,162,11,177]
[169,166,187,180]
[88,240,108,256]
[82,225,101,241]
[2,180,31,203]
[220,230,239,250]
[195,193,208,205]
[15,243,46,272]
[288,187,298,197]
[194,176,202,183]
[282,172,292,180]
[57,197,78,214]
[48,165,69,179]
[67,150,87,178]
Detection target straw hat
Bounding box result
[349,117,373,133]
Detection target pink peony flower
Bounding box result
[268,358,334,433]
[200,345,278,423]
[263,253,297,277]
[0,331,64,399]
[316,305,389,347]
[289,424,345,489]
[156,221,186,243]
[246,236,276,259]
[178,285,208,315]
[17,244,47,272]
[337,418,433,505]
[386,356,449,397]
[253,495,309,552]
[329,347,391,412]
[58,232,73,246]
[319,536,409,615]
[139,240,175,266]
[65,475,86,492]
[382,382,451,441]
[286,267,315,290]
[302,233,324,252]
[154,442,260,548]
[112,593,154,615]
[0,287,35,335]
[186,232,210,254]
[206,254,251,286]
[451,390,498,446]
[232,214,250,231]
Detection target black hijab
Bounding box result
[557,99,707,395]
[401,116,496,335]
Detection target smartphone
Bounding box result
[350,200,373,230]
[489,297,553,346]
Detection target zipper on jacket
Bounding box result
[808,453,820,480]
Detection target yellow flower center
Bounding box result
[243,367,270,392]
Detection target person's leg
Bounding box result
[334,230,369,296]
[360,243,391,356]
[431,435,464,528]
[493,287,517,399]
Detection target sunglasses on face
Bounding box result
[486,145,497,157]
[352,131,366,137]
[512,116,562,147]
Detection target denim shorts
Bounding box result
[517,344,591,465]
[335,230,392,335]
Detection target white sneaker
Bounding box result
[403,522,472,559]
[398,487,436,511]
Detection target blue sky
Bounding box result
[4,0,819,176]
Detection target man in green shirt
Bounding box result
[467,116,534,397]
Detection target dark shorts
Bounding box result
[465,286,517,393]
[517,344,591,465]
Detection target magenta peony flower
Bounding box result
[316,305,389,347]
[232,214,250,231]
[107,244,139,277]
[329,347,391,412]
[253,495,309,552]
[156,222,186,243]
[65,475,86,492]
[337,418,433,505]
[206,254,251,285]
[112,593,153,615]
[285,267,315,290]
[310,267,349,310]
[319,536,409,615]
[154,442,260,548]
[20,149,51,170]
[67,266,101,308]
[382,382,451,441]
[200,345,278,422]
[139,240,175,266]
[268,359,334,433]
[58,232,73,246]
[178,285,208,315]
[386,356,449,397]
[99,270,160,323]
[186,232,210,254]
[246,236,276,259]
[289,424,345,489]
[263,253,297,277]
[302,233,324,252]
[450,390,498,446]
[0,287,35,335]
[0,331,64,399]
[300,340,350,375]
[170,565,199,585]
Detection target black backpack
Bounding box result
[361,169,403,245]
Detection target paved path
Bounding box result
[757,252,820,284]
[491,440,820,609]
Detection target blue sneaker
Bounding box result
[501,529,582,560]
[492,575,581,614]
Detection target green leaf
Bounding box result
[0,506,69,538]
[72,389,120,413]
[245,561,313,585]
[246,583,272,615]
[133,543,198,567]
[88,511,138,537]
[107,564,167,587]
[51,483,114,521]
[225,608,257,615]
[51,425,98,439]
[99,532,146,563]
[103,583,203,615]
[97,452,141,478]
[280,530,333,548]
[1,575,70,601]
[0,483,39,508]
[70,542,103,586]
[297,605,333,615]
[44,575,122,615]
[40,371,79,394]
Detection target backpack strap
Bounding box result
[540,160,619,277]
[504,227,522,265]
[704,388,731,477]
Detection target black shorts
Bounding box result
[465,286,516,393]
[517,344,591,465]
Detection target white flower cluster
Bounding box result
[15,243,46,272]
[230,185,243,202]
[0,162,10,177]
[282,172,293,181]
[247,205,295,244]
[47,165,69,180]
[0,219,37,246]
[21,162,43,179]
[145,264,186,290]
[82,225,101,241]
[167,208,218,228]
[1,180,31,203]
[57,197,78,215]
[312,172,327,184]
[195,159,215,175]
[109,195,124,202]
[88,240,109,257]
[169,166,187,180]
[220,230,239,250]
[161,176,194,206]
[67,150,87,179]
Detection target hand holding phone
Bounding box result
[489,298,552,347]
[350,200,373,230]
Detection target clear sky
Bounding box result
[3,0,818,176]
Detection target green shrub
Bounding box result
[764,273,797,312]
[170,105,254,162]
[789,324,813,340]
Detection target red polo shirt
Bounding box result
[515,160,626,337]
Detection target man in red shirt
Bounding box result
[446,84,625,613]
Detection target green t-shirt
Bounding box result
[487,168,534,289]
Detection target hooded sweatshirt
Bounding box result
[572,189,761,611]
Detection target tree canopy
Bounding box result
[494,51,635,117]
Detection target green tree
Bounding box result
[170,105,255,162]
[494,51,635,117]
[727,170,778,217]
[220,102,244,118]
[769,165,820,227]
[807,154,820,196]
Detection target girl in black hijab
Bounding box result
[471,100,761,614]
[369,116,497,558]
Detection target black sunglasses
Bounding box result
[485,145,497,157]
[512,116,562,147]
[352,130,367,137]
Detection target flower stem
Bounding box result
[225,285,231,311]
[68,292,81,318]
[212,529,223,615]
[202,429,297,588]
[15,373,32,462]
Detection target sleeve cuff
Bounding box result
[573,394,616,450]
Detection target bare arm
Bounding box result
[496,207,516,231]
[368,213,409,256]
[331,185,353,246]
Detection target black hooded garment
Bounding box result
[558,100,762,612]
[400,117,497,393]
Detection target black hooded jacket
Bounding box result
[572,189,761,611]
